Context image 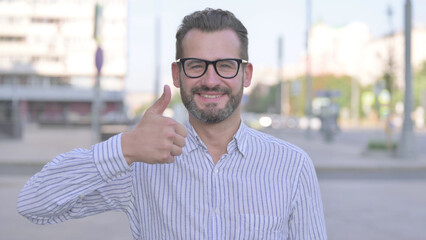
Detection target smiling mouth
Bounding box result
[199,94,223,99]
[192,86,231,100]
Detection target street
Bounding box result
[319,173,426,240]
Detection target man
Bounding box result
[18,8,327,239]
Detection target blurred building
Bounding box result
[0,0,127,138]
[284,22,426,87]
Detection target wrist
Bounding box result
[94,133,132,181]
[121,132,135,166]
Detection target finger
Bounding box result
[173,134,186,148]
[170,145,183,157]
[146,85,171,115]
[174,122,188,137]
[166,155,175,164]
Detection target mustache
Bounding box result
[191,86,231,95]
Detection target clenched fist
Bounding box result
[121,85,188,165]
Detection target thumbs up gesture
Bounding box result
[121,85,188,165]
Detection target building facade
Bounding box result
[284,22,426,87]
[0,0,127,138]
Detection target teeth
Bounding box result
[201,94,221,99]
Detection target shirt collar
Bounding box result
[183,120,248,157]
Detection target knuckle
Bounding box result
[165,118,177,126]
[164,130,175,139]
[158,153,170,163]
[159,141,173,152]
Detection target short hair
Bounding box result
[175,8,249,60]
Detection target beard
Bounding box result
[180,79,244,124]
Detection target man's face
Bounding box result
[172,29,252,124]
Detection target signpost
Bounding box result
[305,0,313,139]
[397,0,416,159]
[92,3,103,143]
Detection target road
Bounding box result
[320,176,426,240]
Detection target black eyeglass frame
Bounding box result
[176,58,248,79]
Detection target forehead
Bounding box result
[181,29,241,59]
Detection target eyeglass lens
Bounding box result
[184,59,239,78]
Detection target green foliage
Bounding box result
[289,75,353,116]
[367,139,397,150]
[244,60,426,118]
[290,79,306,116]
[245,75,353,116]
[414,61,426,107]
[244,83,279,113]
[312,75,352,108]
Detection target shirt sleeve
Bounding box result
[17,133,134,225]
[288,154,328,239]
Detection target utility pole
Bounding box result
[154,1,162,100]
[277,36,285,115]
[305,0,313,139]
[397,0,416,159]
[350,78,360,126]
[92,3,103,143]
[278,36,290,117]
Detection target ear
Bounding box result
[243,63,253,88]
[171,62,181,88]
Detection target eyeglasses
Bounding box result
[176,58,248,79]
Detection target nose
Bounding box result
[201,64,221,87]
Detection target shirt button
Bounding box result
[214,168,219,174]
[214,208,220,214]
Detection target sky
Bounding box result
[126,0,426,94]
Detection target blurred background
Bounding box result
[1,0,426,239]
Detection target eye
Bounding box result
[217,60,236,69]
[186,60,205,70]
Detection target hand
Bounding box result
[121,85,188,165]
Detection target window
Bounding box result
[0,35,25,42]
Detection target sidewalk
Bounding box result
[1,123,425,171]
[0,124,93,165]
[263,127,426,171]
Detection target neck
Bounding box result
[189,110,241,164]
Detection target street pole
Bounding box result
[277,36,282,115]
[351,77,359,126]
[154,1,161,100]
[92,3,103,144]
[397,0,416,159]
[278,36,290,117]
[305,0,313,139]
[92,46,103,144]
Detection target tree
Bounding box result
[244,83,279,113]
[414,61,426,108]
[288,75,352,117]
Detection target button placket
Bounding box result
[214,208,220,215]
[212,164,221,217]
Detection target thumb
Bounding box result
[147,85,171,115]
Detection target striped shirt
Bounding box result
[17,121,327,239]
